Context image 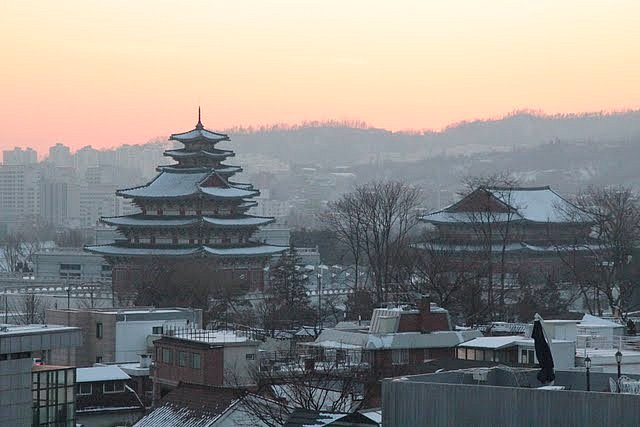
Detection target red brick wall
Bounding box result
[153,340,224,387]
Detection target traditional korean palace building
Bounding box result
[86,112,287,297]
[419,186,596,279]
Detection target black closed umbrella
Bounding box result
[532,314,555,384]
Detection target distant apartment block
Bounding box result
[45,307,202,367]
[2,147,37,165]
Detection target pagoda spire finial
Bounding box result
[196,106,203,129]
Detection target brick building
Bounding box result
[152,328,260,400]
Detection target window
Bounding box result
[152,326,163,335]
[179,207,186,216]
[157,208,163,216]
[77,383,92,395]
[59,263,81,280]
[191,352,201,369]
[96,356,103,363]
[392,349,409,365]
[103,381,125,394]
[96,322,103,339]
[246,353,256,360]
[163,348,173,364]
[178,351,187,367]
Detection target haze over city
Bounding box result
[2,0,640,151]
[4,2,640,426]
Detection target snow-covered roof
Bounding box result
[85,245,202,257]
[414,242,601,253]
[579,314,624,329]
[102,214,272,229]
[117,170,257,200]
[457,336,523,350]
[170,127,229,143]
[203,244,288,257]
[424,186,588,224]
[118,170,210,198]
[157,165,242,175]
[76,366,131,383]
[164,148,234,159]
[312,328,482,350]
[85,243,287,258]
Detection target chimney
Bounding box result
[419,295,433,334]
[139,354,151,368]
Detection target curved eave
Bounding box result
[156,165,242,174]
[169,128,229,143]
[163,149,235,160]
[85,244,202,257]
[101,216,200,228]
[203,244,288,257]
[202,216,275,228]
[84,243,287,258]
[199,187,260,199]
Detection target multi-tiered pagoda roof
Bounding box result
[86,112,287,260]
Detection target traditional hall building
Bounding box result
[420,186,595,281]
[86,111,287,299]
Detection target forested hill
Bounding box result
[224,111,640,166]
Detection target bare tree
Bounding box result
[556,186,640,317]
[11,293,49,324]
[237,351,365,427]
[0,233,41,273]
[457,173,521,320]
[323,181,421,304]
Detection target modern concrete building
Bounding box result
[45,307,202,367]
[0,323,82,426]
[383,367,640,426]
[2,147,37,165]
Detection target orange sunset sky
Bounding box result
[1,0,640,153]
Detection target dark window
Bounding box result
[178,351,187,367]
[96,356,103,363]
[96,322,103,339]
[60,264,81,270]
[77,383,92,395]
[179,207,186,216]
[152,326,163,335]
[157,208,163,216]
[191,352,201,369]
[163,348,173,364]
[246,353,256,360]
[103,381,125,394]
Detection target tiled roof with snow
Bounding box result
[117,170,258,200]
[164,148,235,159]
[170,127,229,143]
[424,186,588,224]
[85,243,287,258]
[101,214,273,228]
[157,165,242,174]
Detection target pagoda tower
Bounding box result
[86,111,286,299]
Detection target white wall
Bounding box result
[114,319,189,362]
[223,344,258,386]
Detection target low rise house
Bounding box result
[75,365,145,426]
[152,328,260,399]
[301,297,482,376]
[455,335,575,369]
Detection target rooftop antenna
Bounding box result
[196,106,203,129]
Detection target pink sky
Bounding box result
[1,0,640,153]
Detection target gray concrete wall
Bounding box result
[383,377,640,427]
[0,359,34,427]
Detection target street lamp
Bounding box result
[585,356,592,392]
[615,350,623,393]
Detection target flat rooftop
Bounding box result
[0,323,79,336]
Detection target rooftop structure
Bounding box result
[85,111,287,297]
[383,367,640,426]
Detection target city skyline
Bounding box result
[2,0,640,152]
